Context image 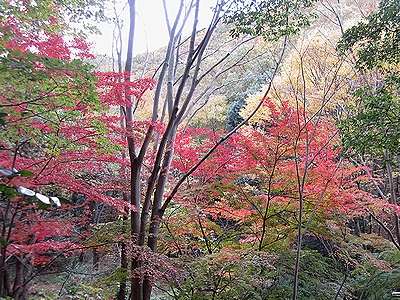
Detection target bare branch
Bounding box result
[161,35,289,214]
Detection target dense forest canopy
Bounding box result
[1,0,400,299]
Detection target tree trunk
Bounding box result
[0,197,12,298]
[0,246,6,298]
[11,254,31,300]
[120,0,140,299]
[116,241,127,300]
[385,156,400,245]
[119,0,288,298]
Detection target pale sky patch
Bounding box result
[90,0,216,56]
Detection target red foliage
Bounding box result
[166,100,381,251]
[0,5,157,274]
[0,13,94,61]
[95,72,156,107]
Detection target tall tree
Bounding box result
[337,0,400,248]
[112,0,316,298]
[0,1,126,299]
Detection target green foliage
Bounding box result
[226,97,245,131]
[261,249,348,299]
[84,267,128,297]
[225,76,267,131]
[163,248,355,299]
[338,83,400,157]
[0,50,99,109]
[0,1,63,36]
[337,0,400,70]
[337,0,400,159]
[0,52,99,148]
[165,250,275,300]
[0,50,111,163]
[85,219,130,250]
[349,267,400,300]
[162,240,400,299]
[0,0,105,38]
[64,282,115,300]
[56,0,106,25]
[0,111,7,125]
[224,0,316,41]
[326,232,400,300]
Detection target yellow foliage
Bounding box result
[273,30,357,115]
[136,89,156,119]
[241,32,357,125]
[240,0,376,124]
[189,94,229,129]
[239,90,273,125]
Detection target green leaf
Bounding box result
[224,0,316,41]
[0,111,7,125]
[0,236,8,247]
[59,197,72,205]
[338,84,400,158]
[0,185,16,199]
[337,0,400,70]
[37,201,51,210]
[16,170,35,178]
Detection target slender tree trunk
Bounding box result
[116,250,127,300]
[13,256,24,300]
[115,13,130,295]
[118,1,147,299]
[385,154,400,244]
[119,0,289,298]
[116,194,130,300]
[0,197,11,298]
[92,248,99,271]
[0,246,6,298]
[11,254,31,300]
[4,266,11,297]
[130,161,143,300]
[292,189,304,300]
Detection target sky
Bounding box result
[90,0,216,56]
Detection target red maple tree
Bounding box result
[0,3,156,298]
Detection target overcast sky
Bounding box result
[90,0,216,56]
